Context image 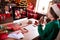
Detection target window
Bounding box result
[35,0,52,15]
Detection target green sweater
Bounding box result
[38,20,59,40]
[59,20,60,29]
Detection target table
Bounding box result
[22,24,39,40]
[0,18,39,40]
[13,18,39,40]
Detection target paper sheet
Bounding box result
[8,30,24,39]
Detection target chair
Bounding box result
[0,14,2,21]
[21,11,27,18]
[2,14,6,21]
[6,14,11,19]
[27,13,33,19]
[33,13,38,20]
[0,33,8,40]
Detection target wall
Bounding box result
[27,0,36,7]
[15,0,36,7]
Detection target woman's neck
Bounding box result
[51,19,57,21]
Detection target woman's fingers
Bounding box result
[40,16,44,20]
[39,16,44,24]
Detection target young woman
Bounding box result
[38,4,60,40]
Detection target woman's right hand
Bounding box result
[39,16,44,24]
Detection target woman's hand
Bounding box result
[39,16,47,26]
[39,16,44,24]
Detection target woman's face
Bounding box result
[5,6,9,11]
[46,12,54,21]
[20,9,23,13]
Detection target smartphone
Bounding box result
[44,16,47,22]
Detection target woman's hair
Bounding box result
[50,7,59,19]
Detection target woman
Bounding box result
[38,4,60,40]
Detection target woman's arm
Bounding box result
[38,21,59,40]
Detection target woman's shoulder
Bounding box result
[52,20,59,24]
[45,20,59,30]
[47,20,59,24]
[46,20,59,27]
